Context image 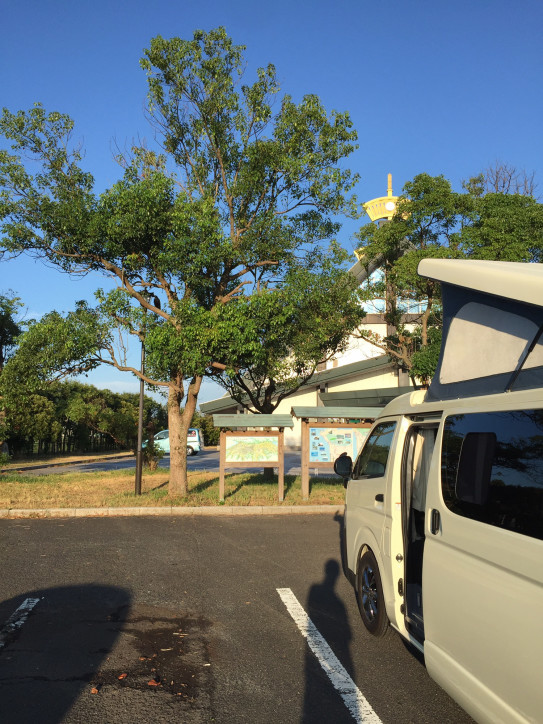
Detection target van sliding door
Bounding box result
[401,425,437,643]
[423,409,543,723]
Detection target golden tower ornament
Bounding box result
[363,173,399,223]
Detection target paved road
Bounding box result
[16,449,335,478]
[0,514,473,723]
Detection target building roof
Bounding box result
[291,406,382,420]
[199,393,239,415]
[320,386,413,407]
[308,355,393,385]
[212,414,294,429]
[199,356,394,415]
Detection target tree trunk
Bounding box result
[167,375,202,496]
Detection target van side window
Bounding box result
[441,410,543,541]
[353,422,396,479]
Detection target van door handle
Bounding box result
[375,494,384,503]
[430,509,441,534]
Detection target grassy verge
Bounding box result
[0,468,346,509]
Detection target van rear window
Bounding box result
[441,410,543,540]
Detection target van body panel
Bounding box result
[343,387,543,722]
[424,641,529,724]
[423,527,543,723]
[424,410,543,724]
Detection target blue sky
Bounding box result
[2,0,542,404]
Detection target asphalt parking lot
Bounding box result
[0,514,472,723]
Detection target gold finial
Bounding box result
[362,173,399,223]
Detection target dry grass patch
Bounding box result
[0,468,345,509]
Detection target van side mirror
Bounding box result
[456,432,496,505]
[334,453,353,487]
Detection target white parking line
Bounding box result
[277,588,382,724]
[0,597,41,650]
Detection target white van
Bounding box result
[335,259,543,724]
[149,428,202,456]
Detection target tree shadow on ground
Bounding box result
[150,480,169,491]
[0,584,131,724]
[189,475,219,495]
[308,476,344,496]
[223,473,297,500]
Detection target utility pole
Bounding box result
[135,333,145,495]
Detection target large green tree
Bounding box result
[355,173,543,383]
[0,28,359,494]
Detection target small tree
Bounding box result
[469,161,538,197]
[0,293,22,372]
[0,28,359,494]
[211,247,364,413]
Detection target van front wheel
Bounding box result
[187,446,194,456]
[357,550,389,637]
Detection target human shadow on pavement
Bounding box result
[302,558,355,724]
[0,584,131,724]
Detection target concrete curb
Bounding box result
[0,504,344,519]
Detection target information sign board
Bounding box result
[225,436,279,463]
[309,427,369,463]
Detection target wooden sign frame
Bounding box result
[219,430,285,502]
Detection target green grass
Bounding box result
[0,467,345,509]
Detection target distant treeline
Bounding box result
[3,380,219,458]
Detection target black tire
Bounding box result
[356,550,389,637]
[187,445,194,456]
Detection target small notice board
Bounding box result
[292,407,380,500]
[219,430,284,501]
[213,414,293,503]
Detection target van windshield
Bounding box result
[353,422,396,478]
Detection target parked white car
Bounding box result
[145,428,202,456]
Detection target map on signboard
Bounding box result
[225,436,279,463]
[309,427,369,463]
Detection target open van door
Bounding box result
[423,411,543,724]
